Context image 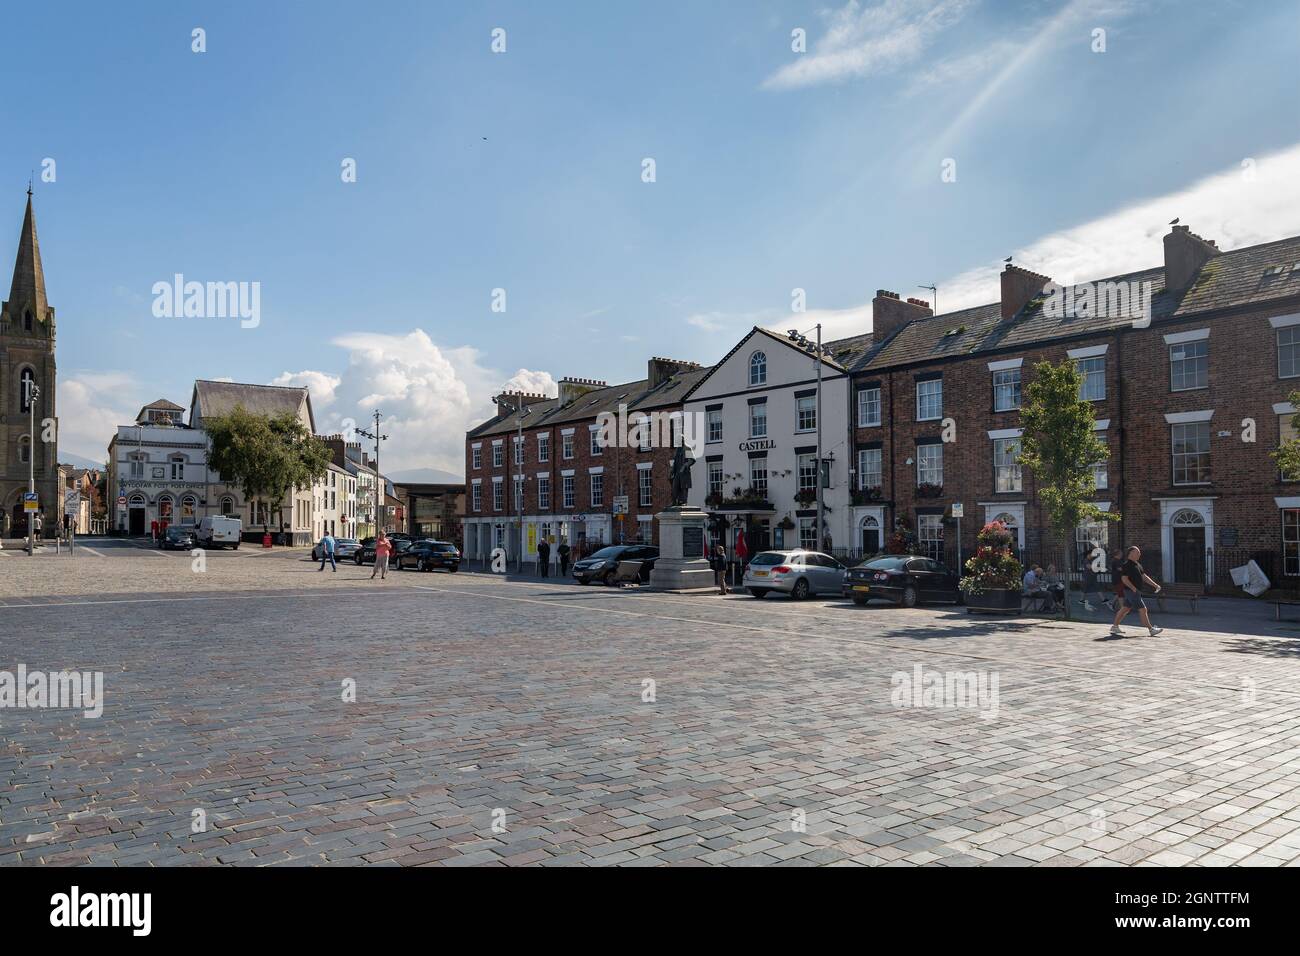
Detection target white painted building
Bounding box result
[107,399,218,535]
[683,327,864,554]
[314,462,356,540]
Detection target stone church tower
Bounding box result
[0,188,58,536]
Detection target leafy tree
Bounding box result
[1017,360,1119,619]
[205,404,332,529]
[1273,389,1300,480]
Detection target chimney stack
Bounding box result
[1000,265,1053,319]
[557,377,607,406]
[1163,224,1219,293]
[647,356,701,388]
[871,290,932,342]
[494,390,549,417]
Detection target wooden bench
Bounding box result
[1273,598,1300,621]
[1154,584,1200,614]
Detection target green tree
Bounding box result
[1017,360,1119,619]
[205,404,332,531]
[1273,389,1300,480]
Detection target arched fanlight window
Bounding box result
[158,495,174,521]
[749,351,767,386]
[1172,508,1204,526]
[220,496,236,517]
[181,495,197,524]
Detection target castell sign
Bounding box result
[739,439,775,452]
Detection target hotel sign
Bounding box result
[738,439,776,452]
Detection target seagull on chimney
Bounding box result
[1169,217,1180,225]
[1003,256,1013,264]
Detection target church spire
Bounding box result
[8,187,48,321]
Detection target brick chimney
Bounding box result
[1001,265,1053,319]
[494,391,549,417]
[1163,225,1219,293]
[647,356,701,388]
[872,290,932,341]
[556,377,606,406]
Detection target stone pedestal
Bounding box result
[648,506,714,591]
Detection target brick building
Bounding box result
[463,357,705,567]
[848,225,1300,588]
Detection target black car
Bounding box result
[843,555,961,607]
[159,526,197,550]
[394,540,461,572]
[354,537,413,565]
[572,545,659,585]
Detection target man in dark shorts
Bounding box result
[1110,545,1163,637]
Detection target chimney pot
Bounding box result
[872,289,932,341]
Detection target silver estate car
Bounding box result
[742,550,847,599]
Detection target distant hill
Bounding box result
[386,467,464,485]
[59,452,108,472]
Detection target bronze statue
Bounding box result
[669,445,693,506]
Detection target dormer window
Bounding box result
[749,351,767,386]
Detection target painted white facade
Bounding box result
[684,328,852,553]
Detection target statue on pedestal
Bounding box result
[669,445,693,507]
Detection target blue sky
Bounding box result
[5,0,1299,470]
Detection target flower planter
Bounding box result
[964,588,1022,614]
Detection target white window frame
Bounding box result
[916,379,943,421]
[857,387,881,427]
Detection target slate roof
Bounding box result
[860,234,1300,372]
[468,366,712,440]
[190,380,315,431]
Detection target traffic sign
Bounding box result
[575,513,588,522]
[64,490,81,516]
[951,502,964,519]
[612,496,629,515]
[117,495,127,506]
[22,492,39,512]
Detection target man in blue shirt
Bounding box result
[318,532,337,572]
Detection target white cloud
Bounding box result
[271,369,341,408]
[57,373,143,464]
[762,0,974,91]
[936,140,1300,312]
[275,330,556,476]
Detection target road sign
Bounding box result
[117,495,127,506]
[575,513,588,522]
[64,490,81,516]
[22,492,39,512]
[951,502,964,519]
[612,496,629,515]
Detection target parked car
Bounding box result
[572,545,659,585]
[354,537,413,565]
[159,526,197,550]
[197,515,242,550]
[743,550,846,599]
[843,555,961,607]
[312,538,360,561]
[394,540,461,572]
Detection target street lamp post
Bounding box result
[356,411,388,540]
[25,377,40,556]
[814,323,825,553]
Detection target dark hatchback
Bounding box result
[572,545,659,585]
[843,555,961,607]
[354,537,413,565]
[158,526,198,550]
[394,540,461,572]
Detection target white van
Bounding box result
[198,515,242,549]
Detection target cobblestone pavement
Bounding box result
[3,564,1300,866]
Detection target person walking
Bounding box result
[538,536,551,578]
[710,543,729,596]
[1110,545,1163,637]
[557,538,571,578]
[371,531,392,580]
[1108,547,1126,611]
[317,531,337,572]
